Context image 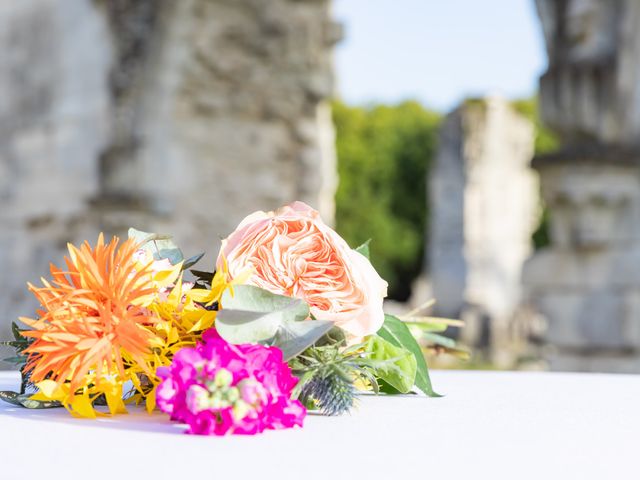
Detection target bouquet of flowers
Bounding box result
[0,202,462,435]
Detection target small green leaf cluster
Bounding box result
[1,322,33,394]
[286,315,442,416]
[216,285,334,361]
[128,228,204,270]
[1,323,66,408]
[215,282,443,415]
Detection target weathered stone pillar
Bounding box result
[95,0,341,253]
[0,0,111,360]
[429,97,538,362]
[0,0,340,363]
[525,0,640,372]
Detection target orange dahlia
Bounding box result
[21,234,160,393]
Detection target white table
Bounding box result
[0,370,637,479]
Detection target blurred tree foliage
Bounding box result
[332,96,557,302]
[332,100,440,301]
[511,97,559,156]
[511,97,560,250]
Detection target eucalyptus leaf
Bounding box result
[128,228,184,265]
[313,326,346,347]
[377,314,440,397]
[182,252,205,270]
[273,319,333,360]
[354,239,371,260]
[215,309,287,344]
[217,285,330,360]
[221,285,308,316]
[367,335,416,393]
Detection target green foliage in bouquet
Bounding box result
[1,322,32,391]
[1,230,466,419]
[216,285,334,360]
[291,342,366,416]
[0,322,62,408]
[211,241,464,416]
[128,228,205,270]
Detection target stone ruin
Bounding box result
[428,97,539,365]
[524,0,640,372]
[0,0,340,362]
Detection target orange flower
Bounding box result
[21,234,159,393]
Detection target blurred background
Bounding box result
[2,0,639,373]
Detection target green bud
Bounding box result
[214,368,233,388]
[232,399,251,421]
[225,387,240,403]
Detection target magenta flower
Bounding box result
[156,329,306,435]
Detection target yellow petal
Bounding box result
[146,387,157,414]
[35,380,64,400]
[188,288,214,303]
[187,311,216,333]
[105,386,128,415]
[69,393,96,419]
[167,326,179,344]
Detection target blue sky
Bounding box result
[333,0,547,112]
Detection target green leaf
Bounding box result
[220,285,310,318]
[354,239,371,260]
[377,314,440,397]
[408,321,449,333]
[215,309,290,344]
[182,252,205,270]
[128,228,184,265]
[0,391,62,409]
[367,335,416,393]
[273,320,334,360]
[423,332,457,349]
[217,285,332,360]
[376,378,403,394]
[435,346,471,361]
[311,326,346,348]
[2,356,26,366]
[11,322,23,341]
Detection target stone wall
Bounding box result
[523,154,640,372]
[528,0,640,372]
[535,0,640,146]
[0,0,111,363]
[429,97,538,362]
[0,0,339,364]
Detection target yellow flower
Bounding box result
[129,259,249,412]
[25,240,252,417]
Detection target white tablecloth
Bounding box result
[0,370,637,479]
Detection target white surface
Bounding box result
[0,370,637,479]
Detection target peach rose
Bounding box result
[217,201,388,339]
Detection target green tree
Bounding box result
[511,97,560,250]
[333,100,440,300]
[511,97,559,156]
